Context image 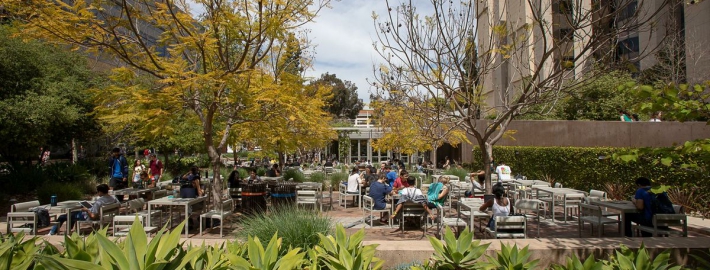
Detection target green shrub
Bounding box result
[442,167,468,182]
[283,169,306,182]
[472,146,709,194]
[257,166,266,176]
[237,168,248,179]
[36,182,84,204]
[76,157,110,178]
[43,162,91,183]
[329,172,348,190]
[308,172,326,183]
[237,205,332,253]
[0,164,46,195]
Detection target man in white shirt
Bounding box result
[495,162,512,181]
[346,167,361,194]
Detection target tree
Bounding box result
[372,0,666,192]
[8,0,330,203]
[311,73,364,119]
[0,26,100,164]
[556,70,638,121]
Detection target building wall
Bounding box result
[459,120,710,163]
[684,0,710,84]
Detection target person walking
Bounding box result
[108,147,129,192]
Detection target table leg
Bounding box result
[147,204,152,228]
[184,204,189,237]
[65,211,71,236]
[551,192,556,222]
[620,213,626,237]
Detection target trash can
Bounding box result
[270,182,297,208]
[241,182,267,215]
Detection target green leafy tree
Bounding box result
[311,73,364,119]
[556,70,638,120]
[0,26,100,164]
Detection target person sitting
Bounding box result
[227,170,242,189]
[48,184,118,235]
[626,177,674,237]
[246,169,262,183]
[180,166,204,198]
[468,170,486,195]
[479,183,510,230]
[139,171,153,188]
[495,162,512,181]
[369,174,393,224]
[392,170,411,194]
[346,167,361,194]
[324,159,333,167]
[391,176,434,219]
[385,166,398,187]
[426,175,451,217]
[266,164,280,177]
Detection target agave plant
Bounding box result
[415,227,489,270]
[0,232,43,270]
[604,182,634,201]
[606,244,681,270]
[227,234,306,270]
[36,218,191,269]
[481,243,538,270]
[308,224,383,270]
[551,254,606,270]
[667,187,697,214]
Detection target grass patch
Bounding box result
[237,205,332,252]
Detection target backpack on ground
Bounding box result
[648,190,675,214]
[33,207,51,228]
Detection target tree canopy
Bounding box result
[7,0,331,203]
[0,26,100,163]
[310,73,364,119]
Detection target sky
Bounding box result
[187,0,434,104]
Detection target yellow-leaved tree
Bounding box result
[7,0,331,203]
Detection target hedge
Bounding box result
[471,146,709,215]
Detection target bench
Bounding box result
[7,200,41,235]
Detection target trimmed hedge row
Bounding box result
[470,146,708,194]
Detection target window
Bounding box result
[555,0,573,14]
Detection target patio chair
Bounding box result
[362,195,391,228]
[578,203,621,237]
[113,215,158,237]
[398,201,428,239]
[633,214,688,237]
[77,203,120,235]
[562,193,586,223]
[515,199,545,238]
[7,200,42,235]
[339,183,361,209]
[485,216,527,239]
[320,185,334,212]
[199,199,233,237]
[457,197,488,234]
[433,204,467,240]
[127,198,162,227]
[297,190,320,210]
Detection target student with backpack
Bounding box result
[626,177,675,237]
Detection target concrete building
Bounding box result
[475,0,592,111]
[475,0,709,111]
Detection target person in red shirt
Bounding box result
[391,170,410,194]
[148,154,163,184]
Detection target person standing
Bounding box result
[148,154,163,185]
[108,147,129,191]
[649,111,662,122]
[41,147,50,166]
[619,109,633,122]
[132,159,146,188]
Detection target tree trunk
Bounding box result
[71,138,78,164]
[482,141,494,194]
[207,144,222,206]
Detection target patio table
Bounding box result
[533,187,586,222]
[33,200,83,235]
[457,200,489,235]
[147,197,206,237]
[590,200,638,236]
[513,179,547,188]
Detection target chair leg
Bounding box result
[199,216,204,236]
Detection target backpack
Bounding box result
[33,208,51,228]
[648,190,675,214]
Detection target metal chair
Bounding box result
[77,203,120,235]
[320,185,334,212]
[297,190,320,210]
[633,214,688,237]
[339,183,361,209]
[485,216,527,239]
[6,200,42,235]
[199,199,234,237]
[113,215,158,237]
[362,195,392,228]
[562,193,586,223]
[515,199,545,238]
[578,203,621,237]
[433,204,466,240]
